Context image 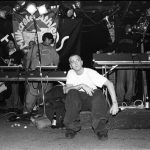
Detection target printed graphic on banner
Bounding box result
[57,18,82,70]
[12,13,59,49]
[12,12,82,70]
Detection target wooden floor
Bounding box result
[0,115,150,150]
[80,108,150,130]
[0,109,150,150]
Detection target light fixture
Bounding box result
[26,3,49,16]
[75,1,81,9]
[18,1,26,6]
[125,24,132,34]
[98,0,103,3]
[146,8,150,16]
[13,1,26,12]
[67,8,77,18]
[0,10,7,19]
[13,4,21,12]
[37,4,48,15]
[26,3,37,15]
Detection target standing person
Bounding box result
[4,40,24,65]
[28,40,36,51]
[24,32,59,115]
[63,54,119,140]
[22,40,36,67]
[4,40,24,112]
[116,24,138,106]
[20,40,37,110]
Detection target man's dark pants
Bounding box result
[64,89,109,134]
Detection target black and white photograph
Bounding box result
[0,1,150,150]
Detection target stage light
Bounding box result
[37,4,48,15]
[75,1,81,9]
[26,3,49,16]
[0,10,7,19]
[26,3,37,15]
[67,8,74,18]
[18,1,26,6]
[146,8,150,16]
[58,4,77,19]
[13,1,26,12]
[51,5,58,9]
[125,24,132,34]
[68,7,77,18]
[13,4,21,12]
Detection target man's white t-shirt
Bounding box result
[66,68,107,92]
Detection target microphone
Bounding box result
[103,65,118,76]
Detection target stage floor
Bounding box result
[0,110,150,150]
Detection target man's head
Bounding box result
[69,55,83,71]
[42,32,54,46]
[29,40,36,49]
[7,40,15,50]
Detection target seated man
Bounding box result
[24,32,59,115]
[63,54,119,140]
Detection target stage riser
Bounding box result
[80,109,150,129]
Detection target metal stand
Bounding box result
[102,65,118,108]
[33,17,47,118]
[141,35,148,103]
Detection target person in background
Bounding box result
[0,44,8,107]
[23,32,59,116]
[4,40,24,65]
[4,40,24,113]
[63,54,119,140]
[23,40,36,54]
[115,24,138,106]
[22,40,36,67]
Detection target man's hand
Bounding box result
[4,59,10,64]
[109,102,119,115]
[63,84,94,96]
[18,64,23,67]
[82,84,94,96]
[63,85,67,94]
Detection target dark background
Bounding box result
[1,1,150,98]
[0,1,150,62]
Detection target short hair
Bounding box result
[69,54,81,63]
[7,40,15,48]
[42,32,54,43]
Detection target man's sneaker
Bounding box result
[97,130,108,141]
[65,129,77,139]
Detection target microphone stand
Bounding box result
[33,16,47,118]
[103,65,118,76]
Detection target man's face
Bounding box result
[8,41,15,49]
[43,38,52,46]
[29,41,35,48]
[69,55,83,71]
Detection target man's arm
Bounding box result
[52,49,59,66]
[26,45,37,69]
[103,80,119,115]
[63,84,94,96]
[26,48,33,68]
[103,80,117,104]
[63,84,83,94]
